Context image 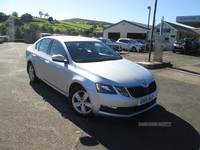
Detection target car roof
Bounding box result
[99,38,110,40]
[41,36,100,42]
[118,38,134,40]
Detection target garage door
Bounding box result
[127,33,146,39]
[108,33,120,41]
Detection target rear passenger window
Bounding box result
[50,40,66,57]
[38,39,52,54]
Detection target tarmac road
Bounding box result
[0,42,200,150]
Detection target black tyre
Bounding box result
[28,63,38,83]
[69,86,93,117]
[172,48,176,53]
[131,47,136,52]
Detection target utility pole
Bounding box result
[148,0,158,62]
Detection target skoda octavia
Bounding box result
[26,36,158,117]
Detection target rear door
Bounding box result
[34,38,52,81]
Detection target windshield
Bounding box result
[65,41,122,63]
[136,40,145,44]
[129,40,137,44]
[106,39,113,43]
[178,39,185,43]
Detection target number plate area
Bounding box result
[138,94,155,106]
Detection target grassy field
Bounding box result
[0,16,112,38]
[24,17,108,34]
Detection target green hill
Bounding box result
[0,14,112,39]
[62,18,113,27]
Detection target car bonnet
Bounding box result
[75,58,155,87]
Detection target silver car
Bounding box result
[26,36,158,117]
[116,38,145,52]
[98,38,122,52]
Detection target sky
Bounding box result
[0,0,199,27]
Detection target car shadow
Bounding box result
[175,50,200,57]
[30,81,200,150]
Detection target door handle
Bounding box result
[45,60,49,63]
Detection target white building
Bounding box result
[103,20,150,41]
[148,21,200,50]
[103,19,200,51]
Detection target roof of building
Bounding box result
[104,20,151,31]
[104,20,200,36]
[159,21,199,35]
[192,28,200,35]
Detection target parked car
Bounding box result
[2,35,10,42]
[116,38,145,52]
[39,33,51,38]
[135,39,150,51]
[173,38,198,54]
[146,40,156,51]
[172,39,185,53]
[0,36,3,43]
[26,36,158,117]
[98,38,122,52]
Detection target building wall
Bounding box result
[24,30,41,43]
[103,21,147,39]
[148,24,178,50]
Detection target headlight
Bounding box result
[115,86,129,97]
[96,83,116,94]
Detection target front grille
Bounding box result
[100,99,156,115]
[127,81,156,98]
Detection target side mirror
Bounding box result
[52,54,68,63]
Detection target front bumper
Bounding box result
[88,88,158,117]
[173,45,184,51]
[137,46,145,52]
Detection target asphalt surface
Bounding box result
[0,42,200,150]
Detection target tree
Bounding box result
[4,16,24,26]
[12,11,18,17]
[6,23,15,39]
[55,28,61,33]
[48,17,53,21]
[71,31,79,35]
[40,25,47,31]
[39,11,43,18]
[92,25,97,30]
[44,13,49,19]
[0,12,8,22]
[0,24,7,35]
[15,25,22,38]
[28,22,40,30]
[21,13,33,22]
[0,12,5,16]
[47,26,54,33]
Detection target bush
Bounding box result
[21,13,33,22]
[4,16,24,26]
[10,38,24,42]
[48,17,53,22]
[28,22,40,30]
[15,25,23,38]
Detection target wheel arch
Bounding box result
[27,61,32,74]
[69,82,85,94]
